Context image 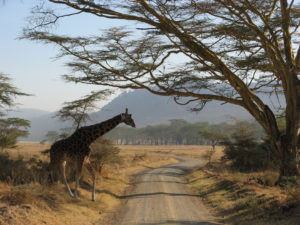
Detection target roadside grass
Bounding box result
[186,148,300,225]
[119,145,224,160]
[0,143,178,225]
[2,143,299,225]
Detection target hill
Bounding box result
[6,108,69,142]
[91,90,252,127]
[6,108,50,119]
[8,90,283,141]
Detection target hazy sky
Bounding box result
[0,0,128,112]
[1,1,297,113]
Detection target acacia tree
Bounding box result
[200,129,227,165]
[55,90,112,130]
[0,73,27,110]
[0,118,30,150]
[0,73,30,150]
[44,130,59,143]
[23,0,300,178]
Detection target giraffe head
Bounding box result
[121,108,136,128]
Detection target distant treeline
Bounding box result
[105,119,264,145]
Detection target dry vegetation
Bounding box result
[186,147,300,225]
[0,143,299,225]
[0,143,178,225]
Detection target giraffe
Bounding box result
[42,108,135,201]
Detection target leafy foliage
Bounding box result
[0,73,28,109]
[223,121,278,172]
[105,119,263,145]
[55,90,113,130]
[0,73,30,150]
[44,130,60,143]
[0,118,30,150]
[90,137,121,174]
[199,128,228,164]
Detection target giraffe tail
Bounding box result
[41,149,51,155]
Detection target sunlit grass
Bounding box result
[1,143,298,225]
[186,147,300,225]
[0,142,178,225]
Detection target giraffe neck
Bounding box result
[81,114,123,144]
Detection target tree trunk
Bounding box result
[279,139,299,178]
[279,79,300,178]
[264,105,299,179]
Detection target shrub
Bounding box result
[223,122,278,172]
[0,153,48,185]
[90,138,121,174]
[203,148,216,166]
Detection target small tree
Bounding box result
[58,127,74,139]
[0,118,30,150]
[0,73,28,109]
[55,90,113,131]
[223,121,277,172]
[90,138,121,174]
[0,73,30,150]
[199,129,227,165]
[44,130,59,143]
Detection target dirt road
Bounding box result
[115,156,220,225]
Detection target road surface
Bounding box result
[115,156,220,225]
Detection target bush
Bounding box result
[0,153,48,185]
[90,138,121,174]
[223,122,278,172]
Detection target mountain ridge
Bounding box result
[8,89,283,141]
[91,90,252,127]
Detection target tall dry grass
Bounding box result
[186,146,300,225]
[0,142,179,225]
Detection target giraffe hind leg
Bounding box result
[60,161,74,198]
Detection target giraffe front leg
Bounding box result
[60,161,74,198]
[84,161,97,201]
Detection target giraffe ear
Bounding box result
[125,108,128,115]
[121,114,125,120]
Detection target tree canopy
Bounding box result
[55,90,113,130]
[105,119,262,145]
[0,73,28,111]
[0,73,30,150]
[0,118,30,150]
[23,0,300,178]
